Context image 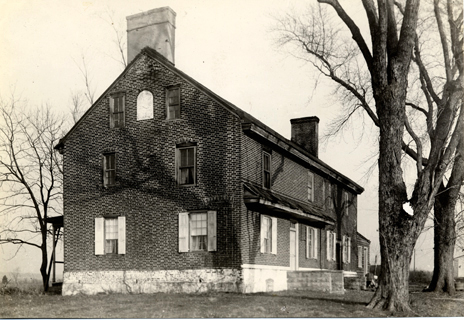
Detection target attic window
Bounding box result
[137,90,154,121]
[109,93,125,128]
[166,86,180,119]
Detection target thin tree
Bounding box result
[0,95,65,292]
[274,0,463,311]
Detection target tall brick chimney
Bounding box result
[126,7,176,64]
[290,116,320,158]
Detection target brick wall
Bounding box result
[63,52,243,272]
[240,131,360,272]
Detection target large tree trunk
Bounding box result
[427,183,456,294]
[428,136,464,294]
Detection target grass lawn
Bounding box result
[1,288,463,318]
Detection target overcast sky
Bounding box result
[0,0,434,275]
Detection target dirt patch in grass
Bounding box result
[1,289,463,318]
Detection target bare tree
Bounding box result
[0,94,65,292]
[274,0,463,311]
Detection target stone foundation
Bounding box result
[241,265,288,293]
[287,270,344,294]
[62,269,242,295]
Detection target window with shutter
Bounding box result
[166,86,180,119]
[327,231,336,261]
[178,211,217,253]
[306,226,319,259]
[109,93,125,128]
[95,216,126,255]
[260,215,276,254]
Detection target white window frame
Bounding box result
[260,215,277,254]
[137,90,154,120]
[176,145,197,186]
[308,172,314,202]
[95,216,126,255]
[178,211,217,252]
[109,93,125,128]
[306,226,318,259]
[326,230,336,261]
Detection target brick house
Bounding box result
[56,7,370,295]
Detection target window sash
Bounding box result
[263,153,271,189]
[104,218,118,254]
[262,216,272,253]
[167,87,180,119]
[177,147,196,185]
[110,95,125,128]
[308,172,314,201]
[344,192,349,215]
[103,154,116,186]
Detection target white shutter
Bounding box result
[178,212,189,252]
[332,232,337,261]
[260,215,265,253]
[207,211,217,252]
[95,217,104,255]
[326,230,330,261]
[358,246,363,268]
[271,217,277,255]
[348,237,351,263]
[118,216,126,254]
[102,155,108,187]
[342,235,346,263]
[306,227,310,259]
[109,97,114,128]
[314,228,319,259]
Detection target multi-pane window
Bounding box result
[260,215,277,254]
[190,213,208,251]
[344,192,350,216]
[110,93,125,128]
[95,216,126,255]
[167,86,180,119]
[137,90,154,120]
[263,152,271,189]
[342,236,351,263]
[104,218,118,254]
[178,211,217,252]
[326,231,336,261]
[306,226,319,259]
[328,183,334,209]
[103,153,116,187]
[308,172,314,202]
[177,146,196,185]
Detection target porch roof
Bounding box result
[243,182,334,226]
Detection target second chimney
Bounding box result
[126,7,176,64]
[290,116,319,158]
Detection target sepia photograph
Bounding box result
[0,0,463,317]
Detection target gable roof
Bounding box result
[357,232,371,244]
[56,47,363,194]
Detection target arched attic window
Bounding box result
[137,90,154,120]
